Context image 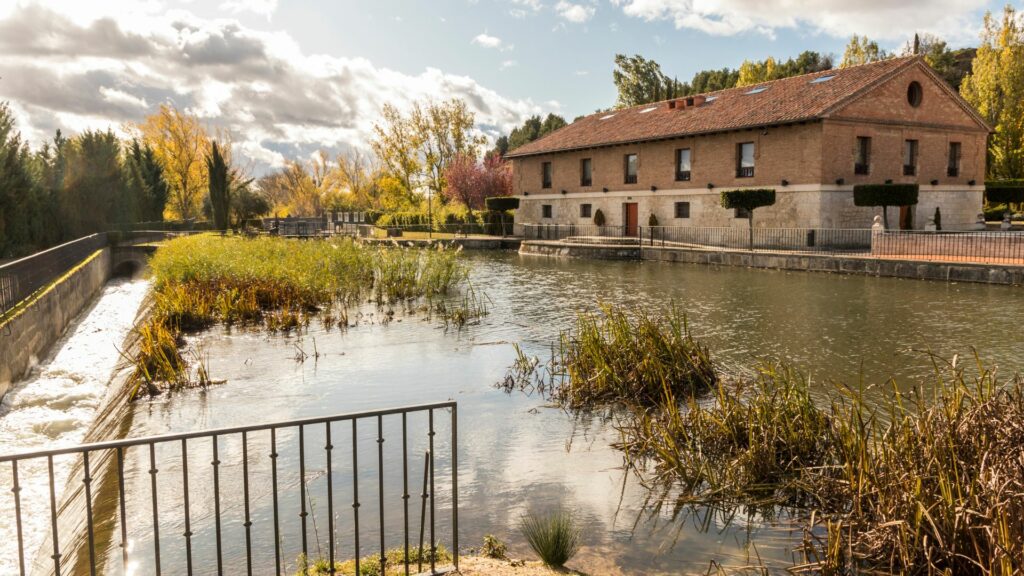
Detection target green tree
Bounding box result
[961,6,1024,179]
[0,102,49,256]
[207,141,230,232]
[124,138,169,222]
[612,54,684,107]
[687,68,739,94]
[720,189,776,249]
[840,35,888,68]
[230,186,271,227]
[505,114,568,152]
[60,130,125,238]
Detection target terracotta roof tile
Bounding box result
[506,57,919,158]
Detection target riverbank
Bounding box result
[519,240,1024,285]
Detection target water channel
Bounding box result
[4,252,1024,574]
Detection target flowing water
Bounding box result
[5,253,1024,575]
[0,278,150,576]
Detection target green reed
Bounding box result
[617,351,1024,575]
[128,235,468,398]
[519,508,581,567]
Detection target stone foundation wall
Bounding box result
[0,249,112,399]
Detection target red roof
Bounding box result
[507,57,925,158]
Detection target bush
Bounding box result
[648,213,659,226]
[520,509,580,567]
[985,203,1010,221]
[480,534,508,559]
[593,208,606,226]
[985,180,1024,205]
[720,188,776,211]
[853,183,919,208]
[485,196,519,211]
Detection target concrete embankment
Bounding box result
[361,236,522,250]
[519,240,1024,285]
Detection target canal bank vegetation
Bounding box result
[506,303,1024,574]
[127,235,471,399]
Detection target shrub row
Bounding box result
[853,183,920,207]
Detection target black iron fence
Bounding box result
[643,226,874,254]
[0,234,108,317]
[871,230,1024,264]
[521,224,629,241]
[0,402,458,576]
[364,222,516,238]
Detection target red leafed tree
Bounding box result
[442,152,511,214]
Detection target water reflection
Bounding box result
[10,252,1024,574]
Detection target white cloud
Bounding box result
[555,1,595,23]
[219,0,277,19]
[0,2,544,172]
[472,32,504,49]
[500,59,518,70]
[609,0,988,42]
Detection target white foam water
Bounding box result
[0,277,149,575]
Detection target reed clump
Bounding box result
[503,303,717,410]
[519,509,581,567]
[618,353,1024,575]
[128,235,469,398]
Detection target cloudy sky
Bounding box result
[0,0,1009,172]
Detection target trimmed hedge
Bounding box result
[720,189,776,211]
[485,196,520,211]
[853,184,919,207]
[985,180,1024,205]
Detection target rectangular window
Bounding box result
[674,201,690,219]
[580,158,592,186]
[541,204,552,218]
[903,140,918,176]
[675,148,691,181]
[542,162,552,189]
[855,137,871,175]
[736,142,755,178]
[948,142,961,177]
[624,153,638,184]
[579,203,592,218]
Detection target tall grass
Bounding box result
[128,235,469,399]
[519,509,581,567]
[501,303,717,410]
[618,352,1024,574]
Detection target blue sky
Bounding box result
[0,0,1014,170]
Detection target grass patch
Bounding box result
[295,545,451,576]
[520,509,581,567]
[128,235,470,399]
[501,303,717,410]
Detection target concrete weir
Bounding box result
[519,240,1024,286]
[0,244,154,399]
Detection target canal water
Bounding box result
[0,278,150,576]
[7,253,1024,574]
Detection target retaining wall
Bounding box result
[519,240,1024,285]
[0,249,113,399]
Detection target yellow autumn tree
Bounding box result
[136,104,210,221]
[960,5,1024,179]
[840,35,888,68]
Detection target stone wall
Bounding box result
[0,249,112,399]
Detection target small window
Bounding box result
[639,106,658,114]
[903,140,918,176]
[541,162,552,189]
[600,114,616,120]
[542,204,553,218]
[579,203,592,218]
[624,153,638,184]
[736,142,755,178]
[745,87,768,95]
[948,142,961,177]
[580,158,592,186]
[810,75,835,84]
[735,207,751,219]
[855,137,871,175]
[674,202,690,219]
[907,81,923,107]
[675,148,691,181]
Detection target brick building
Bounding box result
[506,56,989,233]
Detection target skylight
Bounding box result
[810,75,836,84]
[705,96,718,102]
[639,106,658,114]
[599,114,616,120]
[745,87,768,95]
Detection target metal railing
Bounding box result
[871,230,1024,264]
[0,402,458,576]
[0,234,107,316]
[522,224,630,241]
[364,222,516,239]
[643,226,873,254]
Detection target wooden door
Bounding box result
[624,203,639,237]
[899,205,914,230]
